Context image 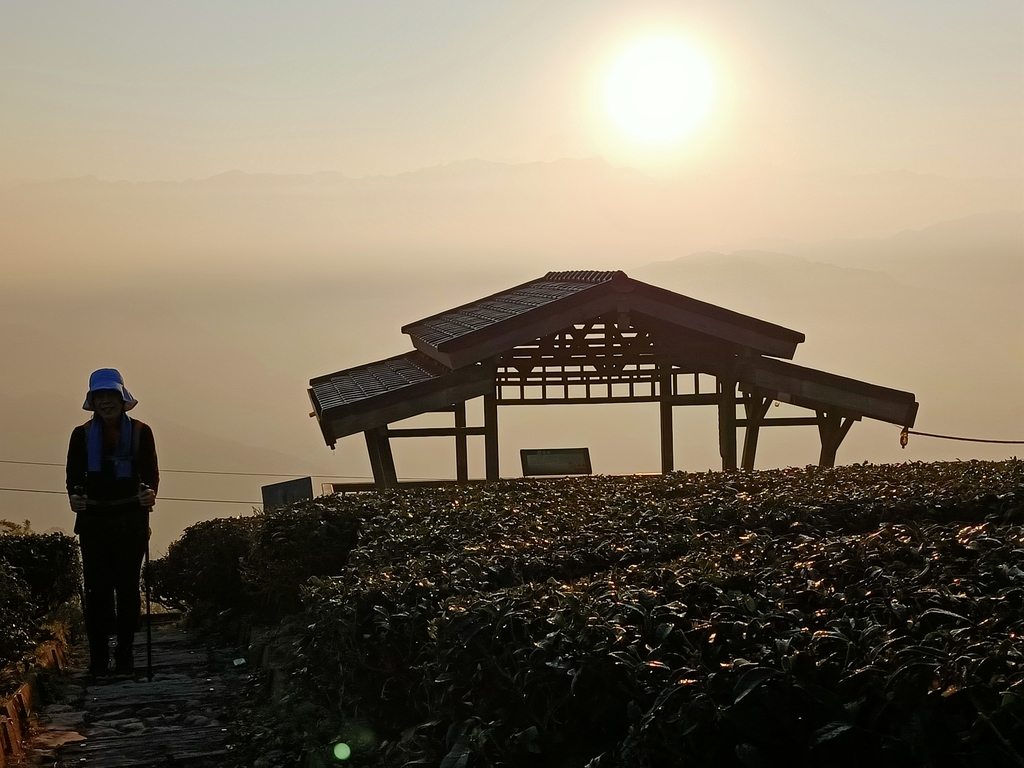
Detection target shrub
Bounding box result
[0,559,36,667]
[0,532,82,616]
[159,461,1024,765]
[287,460,1024,767]
[150,503,362,621]
[241,499,362,619]
[149,516,259,613]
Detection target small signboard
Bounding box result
[520,448,592,477]
[261,477,314,509]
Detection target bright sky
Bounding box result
[2,0,1021,182]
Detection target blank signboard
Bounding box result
[520,448,592,477]
[261,477,314,509]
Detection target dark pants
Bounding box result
[79,515,147,673]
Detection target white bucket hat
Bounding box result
[82,368,138,411]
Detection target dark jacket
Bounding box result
[66,419,159,535]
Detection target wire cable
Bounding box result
[0,458,375,479]
[0,458,446,481]
[0,487,261,504]
[160,496,262,505]
[903,429,1024,445]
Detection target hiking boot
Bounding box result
[114,648,134,676]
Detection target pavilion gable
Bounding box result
[403,270,805,369]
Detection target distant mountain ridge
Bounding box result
[648,210,1022,274]
[2,159,1020,281]
[4,158,1020,188]
[637,209,1022,330]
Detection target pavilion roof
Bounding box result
[309,352,493,446]
[402,270,805,369]
[738,357,918,427]
[309,270,916,448]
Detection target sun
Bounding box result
[604,37,713,146]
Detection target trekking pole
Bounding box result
[73,486,88,608]
[141,483,153,682]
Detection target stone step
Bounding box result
[21,622,247,768]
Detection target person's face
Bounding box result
[91,389,125,422]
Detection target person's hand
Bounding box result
[70,494,88,512]
[139,486,156,509]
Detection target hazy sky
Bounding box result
[2,0,1021,182]
[1,2,1022,548]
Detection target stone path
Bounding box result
[24,621,248,767]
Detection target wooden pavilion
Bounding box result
[308,271,918,488]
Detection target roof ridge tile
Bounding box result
[542,270,625,283]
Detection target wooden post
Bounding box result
[364,429,384,487]
[718,375,737,471]
[816,411,856,468]
[454,401,469,483]
[364,426,398,489]
[741,392,772,471]
[659,367,674,474]
[484,391,499,481]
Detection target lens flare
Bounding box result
[332,742,352,761]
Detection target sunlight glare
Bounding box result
[605,37,713,146]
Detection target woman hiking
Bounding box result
[66,369,158,678]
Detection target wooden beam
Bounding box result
[364,427,398,489]
[735,416,820,427]
[718,375,737,471]
[497,396,661,405]
[484,392,499,481]
[740,392,773,471]
[495,393,732,406]
[659,368,674,474]
[454,401,469,483]
[384,426,488,438]
[364,429,384,486]
[671,393,730,406]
